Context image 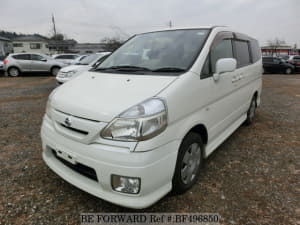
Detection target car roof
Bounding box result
[137,26,229,35]
[54,53,79,56]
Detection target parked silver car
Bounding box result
[3,53,65,76]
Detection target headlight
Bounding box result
[66,70,77,77]
[46,88,58,119]
[101,98,167,141]
[46,98,51,118]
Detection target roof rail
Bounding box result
[211,25,228,29]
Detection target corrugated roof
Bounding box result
[0,36,11,41]
[12,35,49,42]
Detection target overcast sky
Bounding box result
[1,0,299,46]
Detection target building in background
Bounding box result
[0,36,13,59]
[48,39,77,54]
[70,43,107,54]
[12,35,50,54]
[261,45,299,56]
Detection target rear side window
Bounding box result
[263,57,272,63]
[293,57,300,61]
[235,40,251,68]
[12,54,30,60]
[56,55,78,59]
[31,54,44,61]
[273,58,281,63]
[250,39,261,63]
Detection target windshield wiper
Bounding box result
[152,67,186,72]
[95,65,152,72]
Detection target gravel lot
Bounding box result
[0,73,299,225]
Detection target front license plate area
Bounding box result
[56,149,77,165]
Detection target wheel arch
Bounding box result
[50,65,61,71]
[253,91,258,107]
[7,65,22,72]
[183,124,208,145]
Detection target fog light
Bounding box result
[111,175,140,194]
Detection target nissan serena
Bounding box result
[41,26,262,209]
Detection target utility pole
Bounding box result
[52,13,57,53]
[52,13,57,37]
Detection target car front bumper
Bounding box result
[41,115,179,209]
[56,76,69,84]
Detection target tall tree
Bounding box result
[267,38,286,56]
[101,37,124,51]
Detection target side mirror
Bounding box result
[213,58,237,81]
[41,58,47,62]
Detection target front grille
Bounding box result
[60,123,89,135]
[52,149,98,182]
[55,109,100,123]
[57,72,68,78]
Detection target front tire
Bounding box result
[51,67,60,76]
[8,67,20,77]
[172,132,203,194]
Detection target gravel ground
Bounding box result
[0,73,299,225]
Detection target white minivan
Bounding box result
[41,26,262,209]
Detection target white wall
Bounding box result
[13,41,50,54]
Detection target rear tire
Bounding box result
[8,67,20,77]
[51,67,60,76]
[172,132,204,194]
[245,96,256,125]
[285,68,292,74]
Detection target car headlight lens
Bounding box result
[45,89,58,119]
[66,70,77,77]
[101,98,167,141]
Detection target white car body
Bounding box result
[56,52,111,84]
[52,54,80,66]
[41,26,262,209]
[71,55,87,65]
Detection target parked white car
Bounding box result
[52,54,80,65]
[56,52,110,84]
[71,55,87,65]
[41,26,262,209]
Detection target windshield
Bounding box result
[96,29,210,74]
[78,54,99,65]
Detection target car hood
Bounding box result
[51,71,177,122]
[59,65,90,73]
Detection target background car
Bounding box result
[52,54,80,65]
[71,55,87,65]
[262,57,294,74]
[286,55,300,72]
[3,53,65,76]
[56,52,111,84]
[0,60,3,71]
